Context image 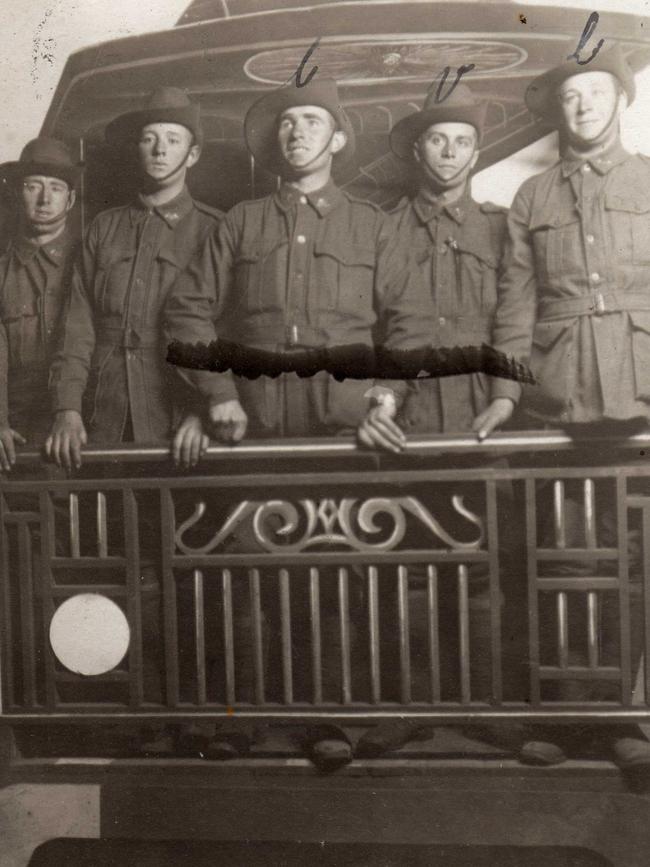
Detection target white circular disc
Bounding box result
[49,593,130,676]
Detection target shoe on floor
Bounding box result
[356,720,429,758]
[519,740,567,766]
[302,725,352,772]
[204,731,251,761]
[137,730,176,757]
[612,737,650,773]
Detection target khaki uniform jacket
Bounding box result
[50,188,222,443]
[391,191,508,433]
[492,144,650,424]
[0,229,77,441]
[165,181,435,437]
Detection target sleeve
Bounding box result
[0,321,8,427]
[49,221,99,415]
[164,213,239,407]
[372,213,436,406]
[490,182,538,404]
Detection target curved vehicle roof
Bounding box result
[40,1,650,208]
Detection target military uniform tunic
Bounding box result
[50,187,222,443]
[165,181,435,437]
[0,230,76,441]
[492,144,650,424]
[391,190,508,433]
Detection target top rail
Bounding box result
[10,429,650,465]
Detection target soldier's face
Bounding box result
[277,106,346,174]
[558,72,622,145]
[138,123,199,186]
[20,174,75,235]
[415,122,479,189]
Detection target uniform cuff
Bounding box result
[491,378,521,403]
[51,384,83,415]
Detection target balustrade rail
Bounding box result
[2,431,650,725]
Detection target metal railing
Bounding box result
[2,430,650,724]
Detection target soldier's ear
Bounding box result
[330,129,347,156]
[185,143,202,169]
[66,188,76,212]
[412,138,422,165]
[469,148,480,171]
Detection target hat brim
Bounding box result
[390,104,486,161]
[525,51,636,121]
[0,159,82,188]
[244,89,355,174]
[105,106,203,147]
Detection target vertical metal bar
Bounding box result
[553,480,566,550]
[397,565,411,704]
[159,488,179,707]
[78,136,87,238]
[617,474,632,704]
[0,494,14,709]
[309,567,322,705]
[458,564,471,703]
[485,479,502,704]
[642,506,650,704]
[526,478,541,705]
[426,565,441,703]
[123,488,143,707]
[17,521,36,707]
[557,592,569,669]
[249,569,265,705]
[338,567,352,705]
[38,493,58,709]
[367,566,381,704]
[222,568,236,706]
[587,592,599,669]
[279,568,293,704]
[194,570,206,705]
[69,493,80,558]
[583,479,596,548]
[96,492,108,558]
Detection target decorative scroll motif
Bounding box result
[175,495,484,555]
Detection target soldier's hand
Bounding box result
[207,399,247,444]
[357,404,406,454]
[173,414,210,468]
[45,410,87,471]
[473,398,515,441]
[0,427,26,471]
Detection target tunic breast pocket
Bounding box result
[529,210,582,283]
[605,194,650,265]
[1,297,39,367]
[454,240,499,312]
[313,240,375,316]
[96,249,136,316]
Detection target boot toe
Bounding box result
[519,740,567,766]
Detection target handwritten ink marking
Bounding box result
[567,12,604,66]
[519,14,527,24]
[294,37,321,88]
[434,64,476,103]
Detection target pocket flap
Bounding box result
[532,319,574,350]
[529,208,579,231]
[96,246,136,269]
[1,296,38,321]
[314,240,375,268]
[454,238,498,269]
[629,310,650,333]
[605,193,650,215]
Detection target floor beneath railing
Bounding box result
[5,726,650,867]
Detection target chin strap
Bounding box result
[284,127,338,174]
[144,142,194,185]
[420,148,476,189]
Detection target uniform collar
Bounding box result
[275,180,342,217]
[10,227,71,267]
[131,186,194,228]
[561,140,630,178]
[412,187,472,225]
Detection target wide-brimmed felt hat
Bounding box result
[390,83,487,161]
[0,137,83,189]
[244,77,355,173]
[105,86,203,147]
[525,43,635,122]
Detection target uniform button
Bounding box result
[582,164,591,173]
[590,272,600,282]
[135,277,144,286]
[299,196,307,205]
[438,316,446,326]
[439,246,447,255]
[586,234,595,244]
[296,234,306,244]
